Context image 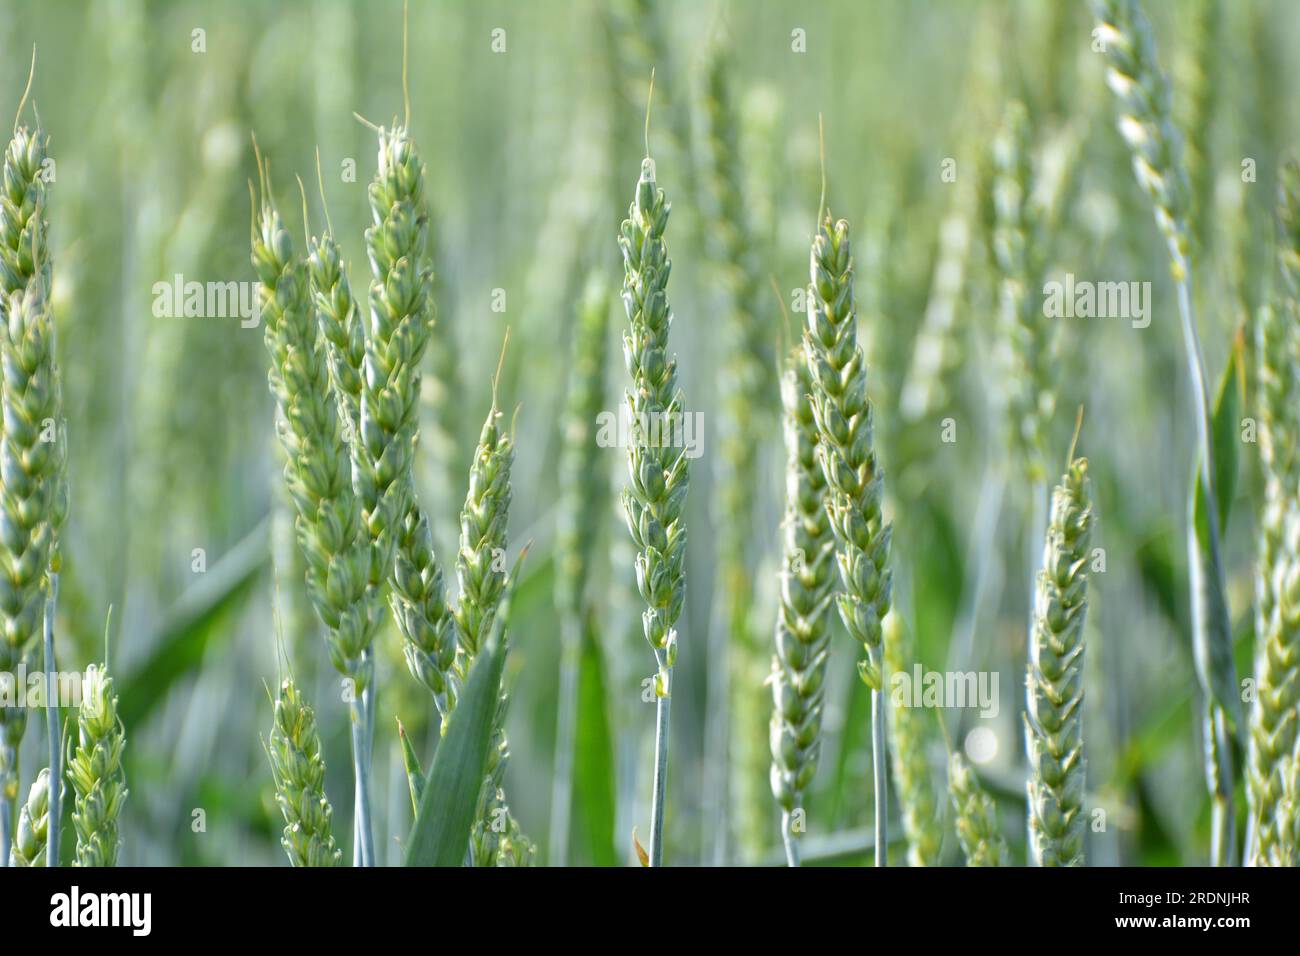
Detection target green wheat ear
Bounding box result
[769,345,836,867]
[1247,157,1300,864]
[267,679,341,867]
[1024,453,1093,867]
[803,206,894,866]
[67,664,127,867]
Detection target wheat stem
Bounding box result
[43,574,59,865]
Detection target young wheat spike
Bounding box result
[0,123,67,865]
[9,767,49,866]
[267,678,342,867]
[619,153,690,868]
[450,397,530,866]
[948,752,1008,867]
[699,40,774,856]
[253,188,380,865]
[356,124,435,576]
[550,275,612,866]
[67,664,127,867]
[803,208,893,865]
[355,126,461,731]
[1246,158,1300,863]
[884,612,943,866]
[769,345,836,867]
[1094,0,1238,864]
[1024,451,1093,867]
[254,195,378,694]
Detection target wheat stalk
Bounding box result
[253,187,380,865]
[67,664,126,867]
[619,149,690,867]
[550,275,612,866]
[769,345,835,866]
[1246,158,1300,864]
[1024,449,1093,867]
[948,753,1007,867]
[267,678,342,867]
[9,767,49,867]
[1094,0,1238,865]
[884,612,943,866]
[0,121,67,868]
[804,204,894,865]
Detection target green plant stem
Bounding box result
[781,812,800,868]
[1177,276,1235,866]
[44,574,59,866]
[649,661,671,868]
[871,684,887,867]
[349,693,374,868]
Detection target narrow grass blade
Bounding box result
[573,616,618,867]
[404,631,505,867]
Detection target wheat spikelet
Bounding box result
[67,664,127,867]
[0,124,67,853]
[267,678,341,867]
[1024,452,1093,866]
[803,207,893,864]
[768,346,835,865]
[619,152,689,867]
[1247,158,1300,863]
[254,196,379,691]
[9,767,48,866]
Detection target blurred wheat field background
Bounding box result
[2,0,1299,867]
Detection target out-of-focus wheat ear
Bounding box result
[948,753,1008,867]
[884,613,943,866]
[550,275,612,866]
[699,36,777,865]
